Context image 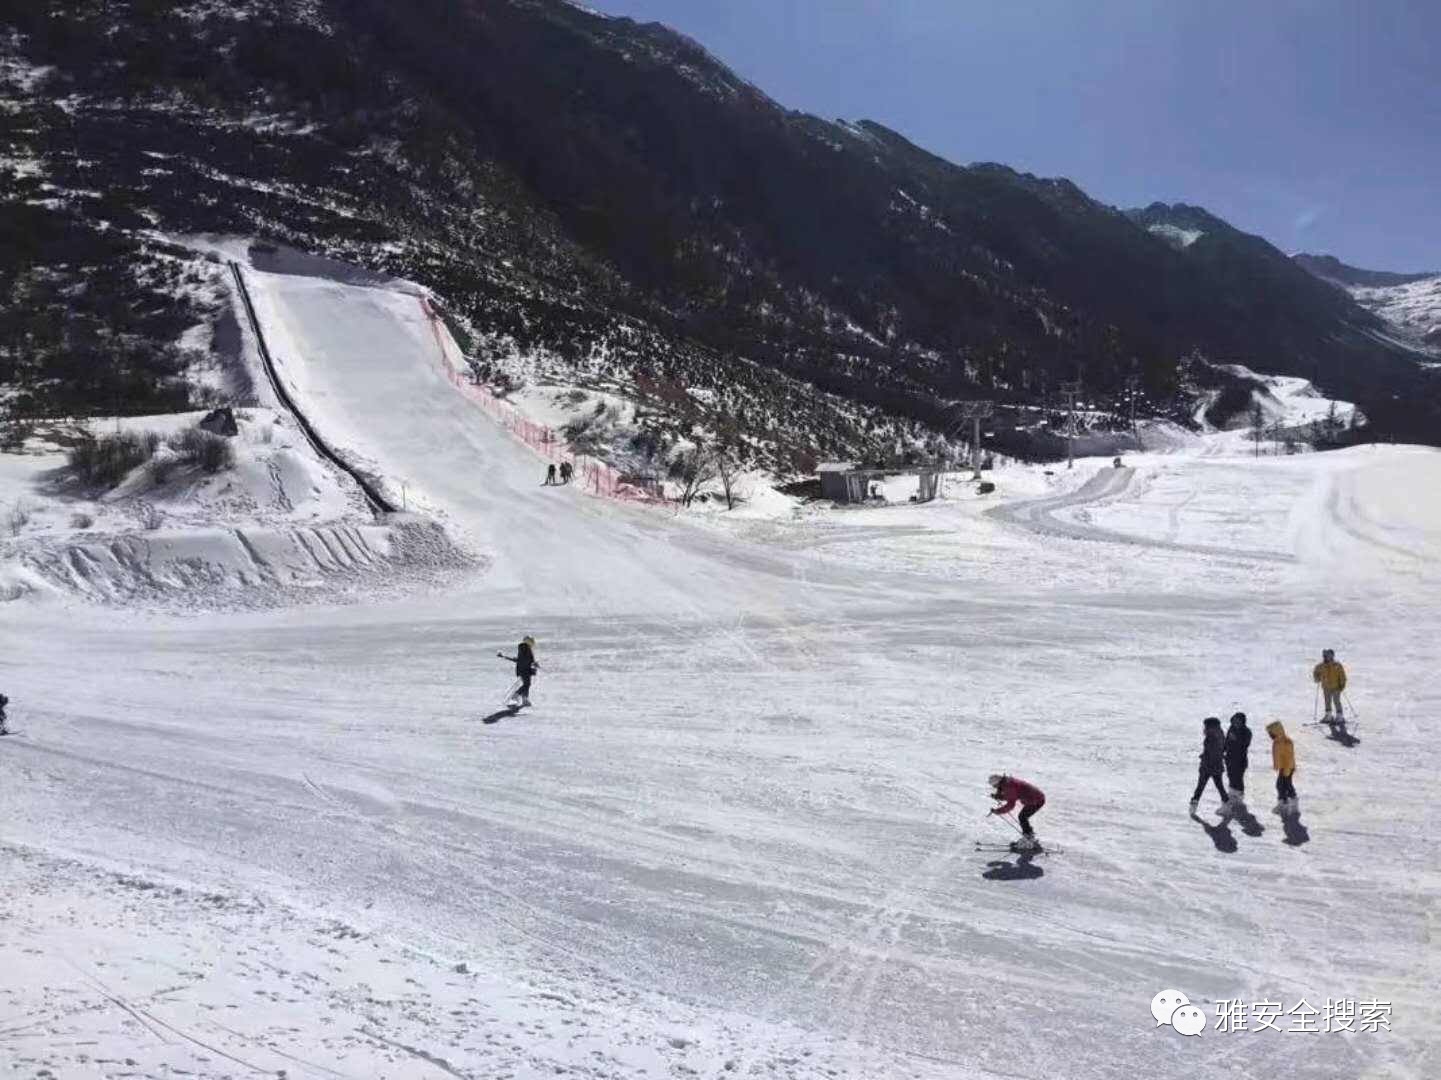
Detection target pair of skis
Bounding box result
[974,841,1064,856]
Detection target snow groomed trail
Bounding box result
[3,266,1439,1080]
[987,464,1295,562]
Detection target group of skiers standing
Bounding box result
[1189,649,1349,820]
[543,461,574,486]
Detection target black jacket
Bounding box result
[1199,726,1225,772]
[1224,723,1251,765]
[515,641,537,677]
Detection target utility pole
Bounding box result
[1059,381,1081,469]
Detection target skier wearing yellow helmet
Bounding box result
[497,636,540,708]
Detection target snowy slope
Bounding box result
[1220,366,1356,427]
[0,409,468,609]
[2,267,1439,1079]
[1349,275,1441,353]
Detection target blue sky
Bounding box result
[587,0,1440,272]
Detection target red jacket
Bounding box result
[992,777,1045,814]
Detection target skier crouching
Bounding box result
[988,774,1046,851]
[1266,720,1299,815]
[497,636,539,707]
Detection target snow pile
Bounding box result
[0,411,472,610]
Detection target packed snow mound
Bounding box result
[0,410,473,609]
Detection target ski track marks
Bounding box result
[4,270,1440,1079]
[986,465,1295,563]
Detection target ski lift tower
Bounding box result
[1126,370,1143,452]
[945,400,995,484]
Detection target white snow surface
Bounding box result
[3,269,1440,1079]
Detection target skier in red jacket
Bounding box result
[989,774,1046,851]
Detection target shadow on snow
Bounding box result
[981,854,1044,881]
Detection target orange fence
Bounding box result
[419,298,661,504]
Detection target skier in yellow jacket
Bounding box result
[1313,649,1347,721]
[1266,720,1298,816]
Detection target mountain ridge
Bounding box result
[3,0,1437,454]
[1293,252,1438,289]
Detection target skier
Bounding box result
[0,692,8,735]
[1312,649,1347,722]
[497,636,539,707]
[1224,711,1251,804]
[988,774,1046,851]
[559,461,573,484]
[1266,720,1298,815]
[1189,716,1230,815]
[544,463,557,486]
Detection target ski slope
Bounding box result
[3,266,1439,1080]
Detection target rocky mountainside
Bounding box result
[1294,253,1441,356]
[3,0,1437,461]
[1293,253,1437,290]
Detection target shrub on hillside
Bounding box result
[67,431,161,487]
[146,453,177,485]
[170,427,235,474]
[1205,382,1260,429]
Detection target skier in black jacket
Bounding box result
[497,637,539,707]
[0,692,9,735]
[1189,716,1230,814]
[1224,711,1252,803]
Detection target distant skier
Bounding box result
[559,461,573,484]
[988,774,1046,851]
[1266,720,1299,815]
[544,463,557,486]
[0,692,8,735]
[1224,712,1251,803]
[497,636,539,707]
[1189,716,1230,815]
[1313,649,1347,722]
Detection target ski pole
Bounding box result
[987,811,1023,836]
[1313,683,1320,722]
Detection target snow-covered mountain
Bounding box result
[1294,253,1441,356]
[5,0,1438,460]
[1351,276,1441,353]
